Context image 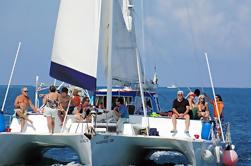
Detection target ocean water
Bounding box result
[0,85,250,166]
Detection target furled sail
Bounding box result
[100,0,144,86]
[50,0,101,90]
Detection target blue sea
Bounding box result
[0,85,250,166]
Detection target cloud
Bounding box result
[145,0,251,54]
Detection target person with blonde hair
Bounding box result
[197,95,210,121]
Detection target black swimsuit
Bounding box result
[46,99,59,109]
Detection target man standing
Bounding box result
[171,90,190,134]
[14,87,37,132]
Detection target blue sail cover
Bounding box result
[50,0,101,90]
[50,62,96,90]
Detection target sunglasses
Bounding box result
[23,91,28,93]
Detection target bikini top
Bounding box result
[46,95,59,109]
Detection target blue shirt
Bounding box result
[119,104,129,118]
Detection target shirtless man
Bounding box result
[14,87,37,132]
[58,87,71,124]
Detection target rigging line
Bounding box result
[131,0,147,83]
[184,0,206,90]
[145,29,181,88]
[140,0,146,83]
[187,0,209,90]
[184,1,201,81]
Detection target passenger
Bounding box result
[187,92,198,120]
[114,97,129,133]
[14,87,37,132]
[69,89,81,114]
[210,94,224,120]
[75,97,92,122]
[171,90,190,134]
[209,94,224,138]
[193,89,200,105]
[43,85,60,134]
[197,95,210,121]
[58,87,70,124]
[98,102,104,109]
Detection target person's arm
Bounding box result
[58,103,65,112]
[29,100,37,112]
[14,96,20,108]
[172,100,179,115]
[184,100,190,115]
[43,94,48,105]
[113,106,120,117]
[184,105,190,115]
[205,102,209,112]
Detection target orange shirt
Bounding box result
[213,101,224,118]
[71,95,81,107]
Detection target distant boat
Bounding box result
[166,84,177,89]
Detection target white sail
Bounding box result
[50,0,101,90]
[100,0,144,86]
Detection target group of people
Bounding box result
[14,86,224,135]
[14,86,82,133]
[14,86,130,134]
[171,89,224,134]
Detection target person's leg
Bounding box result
[16,110,26,132]
[47,116,52,133]
[171,114,178,131]
[51,118,55,134]
[116,118,123,133]
[57,110,66,126]
[20,118,25,132]
[184,114,190,131]
[16,110,32,123]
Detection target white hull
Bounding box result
[91,134,218,166]
[0,114,222,165]
[0,132,91,165]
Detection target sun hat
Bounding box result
[189,92,195,97]
[199,94,205,99]
[177,90,184,95]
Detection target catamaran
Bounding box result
[0,0,238,165]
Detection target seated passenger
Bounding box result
[197,95,210,121]
[187,92,198,119]
[114,97,129,133]
[69,88,81,114]
[98,102,105,109]
[171,90,190,133]
[14,87,37,132]
[210,94,224,120]
[75,97,92,122]
[193,89,201,105]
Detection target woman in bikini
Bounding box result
[43,85,60,133]
[197,95,210,121]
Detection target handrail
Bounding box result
[204,52,225,142]
[1,42,21,112]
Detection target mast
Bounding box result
[106,0,114,111]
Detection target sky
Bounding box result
[0,0,250,88]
